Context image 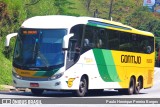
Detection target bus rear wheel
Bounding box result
[134,78,142,94]
[127,77,135,95]
[31,89,44,96]
[73,77,88,97]
[119,77,135,95]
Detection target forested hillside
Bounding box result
[0,0,160,85]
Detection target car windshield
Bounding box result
[13,28,67,70]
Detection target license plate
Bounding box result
[30,83,39,87]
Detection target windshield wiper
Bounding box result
[35,31,50,68]
[32,38,38,61]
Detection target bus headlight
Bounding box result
[12,68,22,79]
[12,72,22,79]
[50,72,64,80]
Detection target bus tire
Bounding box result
[74,77,88,97]
[31,89,44,96]
[134,78,142,94]
[127,77,135,95]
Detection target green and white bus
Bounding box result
[5,15,155,97]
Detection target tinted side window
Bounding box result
[119,32,132,52]
[119,33,154,54]
[81,25,154,54]
[82,25,96,53]
[66,24,83,69]
[96,29,107,49]
[107,30,119,50]
[138,36,154,54]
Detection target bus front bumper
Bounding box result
[12,76,80,90]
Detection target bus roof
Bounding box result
[21,15,154,37]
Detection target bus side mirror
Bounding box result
[4,33,17,58]
[63,33,74,49]
[5,33,18,47]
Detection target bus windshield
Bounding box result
[13,29,67,70]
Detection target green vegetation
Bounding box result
[0,85,4,90]
[0,0,160,85]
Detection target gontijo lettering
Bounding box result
[121,55,141,64]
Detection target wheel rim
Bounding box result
[137,82,140,90]
[79,80,86,93]
[129,78,134,94]
[136,80,141,93]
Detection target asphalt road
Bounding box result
[0,68,160,107]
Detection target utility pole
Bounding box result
[108,0,113,20]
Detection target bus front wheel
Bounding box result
[73,77,88,97]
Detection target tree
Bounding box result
[25,0,41,6]
[86,0,92,11]
[54,0,71,15]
